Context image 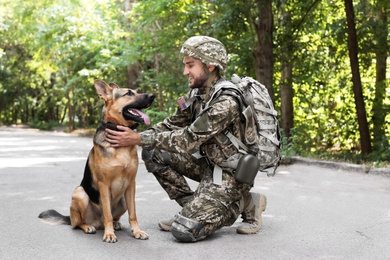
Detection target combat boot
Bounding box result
[236,192,267,234]
[158,218,174,231]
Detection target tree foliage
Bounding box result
[0,0,389,163]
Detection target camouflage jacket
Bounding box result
[140,78,244,166]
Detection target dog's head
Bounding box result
[94,80,155,128]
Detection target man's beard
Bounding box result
[189,70,208,89]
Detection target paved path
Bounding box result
[0,127,389,260]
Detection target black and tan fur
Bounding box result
[39,80,154,243]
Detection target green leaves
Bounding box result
[0,0,388,162]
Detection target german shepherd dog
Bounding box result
[39,80,154,243]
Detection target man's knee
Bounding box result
[141,148,171,173]
[171,213,206,242]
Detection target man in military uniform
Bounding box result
[106,36,267,242]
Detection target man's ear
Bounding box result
[207,65,216,72]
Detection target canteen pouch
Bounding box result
[234,154,260,184]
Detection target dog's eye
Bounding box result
[124,90,134,96]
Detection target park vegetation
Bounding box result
[0,0,389,165]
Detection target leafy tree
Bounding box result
[0,0,389,163]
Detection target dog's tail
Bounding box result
[38,209,71,225]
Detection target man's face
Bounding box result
[182,56,208,89]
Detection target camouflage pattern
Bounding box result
[180,36,228,71]
[140,77,252,238]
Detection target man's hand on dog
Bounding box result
[105,126,141,147]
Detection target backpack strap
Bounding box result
[203,81,241,108]
[254,103,278,117]
[224,130,249,155]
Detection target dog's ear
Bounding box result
[94,80,113,101]
[109,83,120,89]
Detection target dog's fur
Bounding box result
[39,80,154,243]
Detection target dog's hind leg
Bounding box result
[70,186,96,234]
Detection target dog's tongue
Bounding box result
[131,108,150,125]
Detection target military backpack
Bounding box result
[206,74,281,176]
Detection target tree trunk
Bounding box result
[66,87,75,132]
[23,102,29,124]
[280,63,293,138]
[254,0,274,101]
[279,1,294,139]
[344,0,372,155]
[155,53,164,112]
[123,0,139,89]
[372,0,388,150]
[126,64,140,88]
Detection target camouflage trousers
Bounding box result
[142,148,252,237]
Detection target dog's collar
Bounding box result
[100,121,139,131]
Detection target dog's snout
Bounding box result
[148,94,155,101]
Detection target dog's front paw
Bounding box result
[103,232,118,243]
[134,230,149,240]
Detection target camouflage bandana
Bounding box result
[180,36,228,71]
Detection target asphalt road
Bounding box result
[1,126,389,260]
